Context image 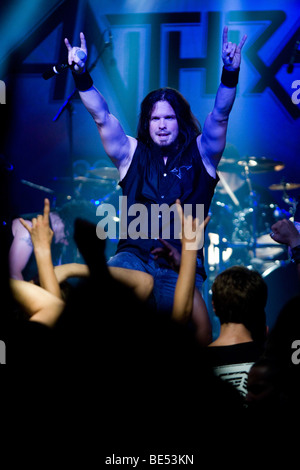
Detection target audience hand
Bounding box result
[19,198,53,254]
[270,219,300,249]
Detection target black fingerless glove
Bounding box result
[72,70,93,91]
[221,66,240,88]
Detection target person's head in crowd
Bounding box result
[55,198,98,243]
[211,265,268,345]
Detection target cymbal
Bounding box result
[52,176,112,185]
[88,167,119,180]
[269,182,300,191]
[74,176,114,184]
[219,156,285,173]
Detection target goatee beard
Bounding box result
[151,137,180,157]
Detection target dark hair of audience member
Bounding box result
[212,265,268,346]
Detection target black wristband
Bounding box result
[221,66,240,88]
[291,244,300,264]
[72,70,93,91]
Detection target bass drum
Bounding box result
[255,233,287,261]
[262,261,299,331]
[232,203,280,242]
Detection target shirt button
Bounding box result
[161,195,165,199]
[163,173,167,177]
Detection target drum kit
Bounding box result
[38,165,121,205]
[21,165,121,259]
[206,155,300,276]
[204,155,300,326]
[21,166,120,200]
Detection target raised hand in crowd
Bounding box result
[270,218,300,284]
[152,201,212,345]
[19,198,62,299]
[270,218,300,248]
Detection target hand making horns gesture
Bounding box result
[222,26,247,71]
[64,31,88,73]
[19,198,53,250]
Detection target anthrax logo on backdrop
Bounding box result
[8,2,300,126]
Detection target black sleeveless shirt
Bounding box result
[116,138,219,277]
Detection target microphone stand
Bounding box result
[53,88,77,201]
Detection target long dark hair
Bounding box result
[137,87,201,150]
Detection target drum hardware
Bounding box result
[220,239,283,251]
[228,158,285,257]
[253,234,287,262]
[237,156,285,173]
[73,176,116,199]
[209,236,287,277]
[52,176,114,184]
[218,155,285,174]
[282,195,298,217]
[76,176,117,185]
[207,233,233,269]
[217,171,240,207]
[21,179,55,194]
[49,175,119,203]
[207,198,236,270]
[269,182,300,191]
[88,167,120,181]
[269,181,300,216]
[243,161,259,257]
[209,155,287,269]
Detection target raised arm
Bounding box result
[172,202,199,322]
[167,201,212,345]
[64,32,137,178]
[19,198,62,299]
[198,26,247,173]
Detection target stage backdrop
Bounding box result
[1,0,299,213]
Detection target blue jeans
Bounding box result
[107,251,204,314]
[108,251,220,339]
